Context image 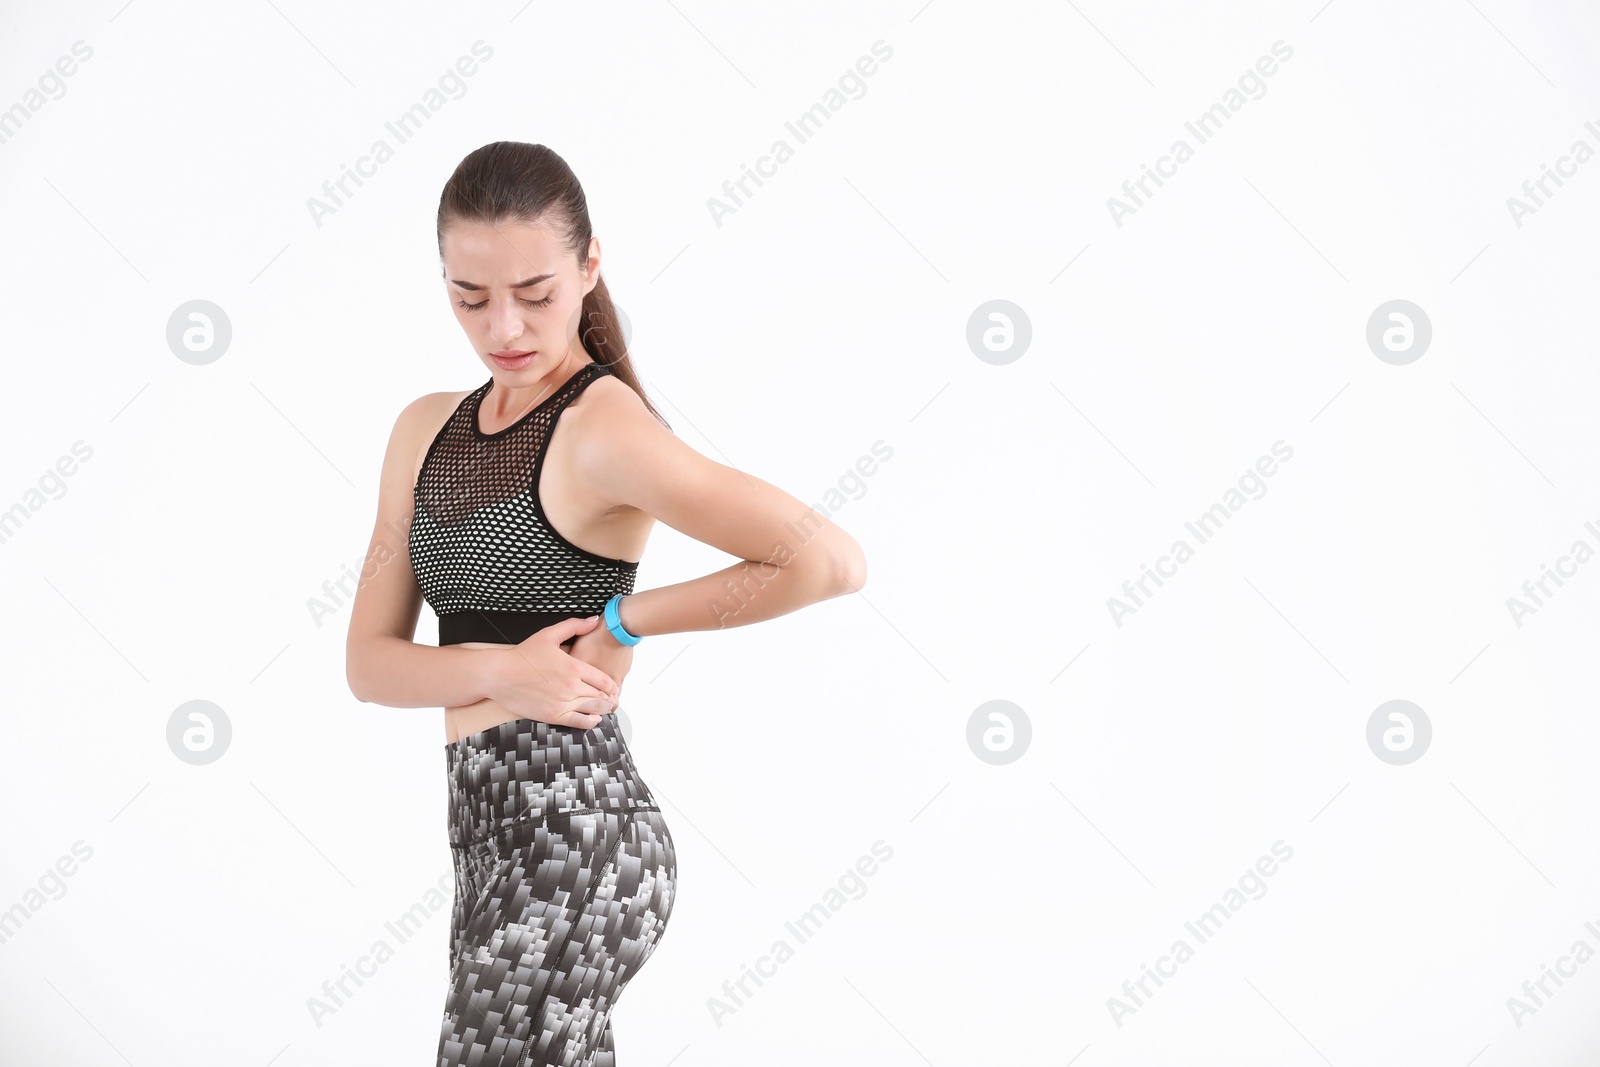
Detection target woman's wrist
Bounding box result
[605,593,644,645]
[480,645,516,703]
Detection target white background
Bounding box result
[3,0,1600,1063]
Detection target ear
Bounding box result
[582,236,602,295]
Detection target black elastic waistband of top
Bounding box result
[439,609,597,647]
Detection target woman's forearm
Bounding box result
[347,635,506,709]
[618,536,862,638]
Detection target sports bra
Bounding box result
[408,361,639,646]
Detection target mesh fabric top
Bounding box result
[408,361,638,642]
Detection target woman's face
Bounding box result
[439,217,599,380]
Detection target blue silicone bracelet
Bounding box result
[603,594,642,646]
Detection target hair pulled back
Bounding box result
[437,141,668,428]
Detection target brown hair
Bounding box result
[436,141,669,429]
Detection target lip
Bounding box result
[491,350,535,357]
[490,350,537,368]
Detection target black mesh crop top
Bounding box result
[408,360,639,647]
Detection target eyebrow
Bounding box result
[447,273,555,292]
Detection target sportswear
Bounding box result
[409,360,639,647]
[409,360,676,1066]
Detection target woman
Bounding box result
[344,141,866,1067]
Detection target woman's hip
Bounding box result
[444,716,659,849]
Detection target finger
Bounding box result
[533,614,602,645]
[573,662,621,699]
[568,676,616,705]
[566,709,603,729]
[575,693,617,717]
[563,700,610,726]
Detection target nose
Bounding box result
[489,298,524,346]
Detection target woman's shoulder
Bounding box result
[397,383,479,435]
[556,368,680,494]
[389,385,480,482]
[567,366,659,428]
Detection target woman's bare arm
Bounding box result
[568,379,868,640]
[344,395,620,716]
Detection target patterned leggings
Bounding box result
[438,720,677,1066]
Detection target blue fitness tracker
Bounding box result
[603,594,642,646]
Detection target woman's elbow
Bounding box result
[345,661,369,704]
[831,537,867,595]
[345,638,376,704]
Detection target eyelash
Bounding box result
[456,295,554,313]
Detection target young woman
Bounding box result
[344,141,866,1066]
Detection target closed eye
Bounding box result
[457,295,554,312]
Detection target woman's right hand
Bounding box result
[485,615,622,729]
